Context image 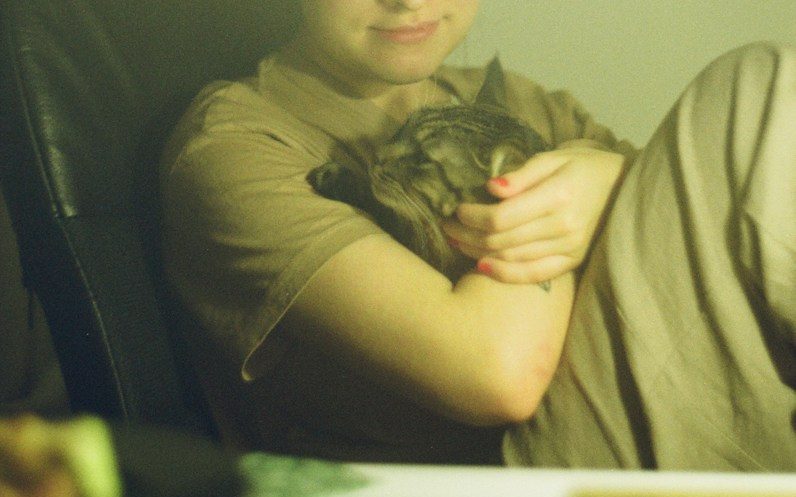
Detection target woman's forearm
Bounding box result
[284,234,575,427]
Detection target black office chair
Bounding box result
[0,0,296,435]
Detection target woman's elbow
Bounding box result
[462,346,557,426]
[489,366,551,425]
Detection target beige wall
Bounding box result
[449,0,796,146]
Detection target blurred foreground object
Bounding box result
[0,415,121,497]
[3,416,794,497]
[0,415,244,497]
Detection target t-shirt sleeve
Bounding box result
[160,82,385,381]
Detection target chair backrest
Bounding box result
[0,0,295,434]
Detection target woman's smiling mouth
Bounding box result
[372,21,440,44]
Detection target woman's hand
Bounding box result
[442,142,628,284]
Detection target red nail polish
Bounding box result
[477,261,492,274]
[491,177,509,187]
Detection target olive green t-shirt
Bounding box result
[160,52,634,463]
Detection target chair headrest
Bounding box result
[2,0,295,217]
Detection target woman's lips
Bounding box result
[372,21,439,44]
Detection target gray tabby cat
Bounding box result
[307,58,550,281]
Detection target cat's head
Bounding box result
[375,57,548,211]
[368,57,550,278]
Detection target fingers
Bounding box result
[458,156,579,234]
[444,218,577,260]
[443,199,587,262]
[444,146,626,285]
[444,216,585,287]
[486,151,567,200]
[449,233,583,283]
[457,182,572,234]
[477,254,576,285]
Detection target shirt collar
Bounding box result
[258,51,477,149]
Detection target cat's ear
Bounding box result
[474,56,508,109]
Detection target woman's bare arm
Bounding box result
[283,234,574,427]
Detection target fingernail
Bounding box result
[446,237,460,248]
[477,260,492,275]
[490,177,509,187]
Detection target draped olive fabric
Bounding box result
[504,42,796,471]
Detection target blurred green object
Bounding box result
[0,415,244,497]
[0,415,122,497]
[58,417,123,497]
[240,453,370,497]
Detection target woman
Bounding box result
[160,0,795,469]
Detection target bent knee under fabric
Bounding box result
[503,42,796,471]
